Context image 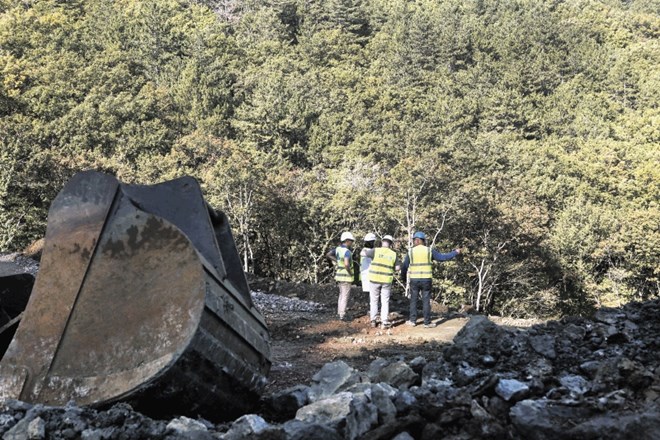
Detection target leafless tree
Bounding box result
[224,183,255,273]
[306,227,340,284]
[468,229,508,312]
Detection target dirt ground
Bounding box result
[256,281,538,396]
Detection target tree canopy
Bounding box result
[1,0,658,317]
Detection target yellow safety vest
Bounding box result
[335,247,353,282]
[369,247,397,284]
[409,245,432,279]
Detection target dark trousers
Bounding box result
[409,279,433,324]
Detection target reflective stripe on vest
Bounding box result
[335,247,353,282]
[369,247,397,284]
[409,245,432,279]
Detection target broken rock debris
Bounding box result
[0,298,658,439]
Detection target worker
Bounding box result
[363,235,400,329]
[359,233,377,295]
[326,231,355,321]
[401,231,461,328]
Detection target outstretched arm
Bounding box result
[431,248,460,262]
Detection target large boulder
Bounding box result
[510,400,595,440]
[308,361,368,402]
[375,361,419,389]
[295,392,378,440]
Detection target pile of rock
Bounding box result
[1,299,658,439]
[252,299,660,439]
[0,400,247,440]
[251,291,326,316]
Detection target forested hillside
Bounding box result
[1,0,658,317]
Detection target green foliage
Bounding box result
[1,0,658,317]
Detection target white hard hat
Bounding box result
[364,233,377,241]
[341,231,355,242]
[382,235,394,243]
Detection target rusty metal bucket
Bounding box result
[0,171,270,420]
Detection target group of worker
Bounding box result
[326,231,461,329]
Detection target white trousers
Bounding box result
[369,282,391,324]
[361,274,372,294]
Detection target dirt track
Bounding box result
[256,283,537,396]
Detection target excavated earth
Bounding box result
[0,253,659,439]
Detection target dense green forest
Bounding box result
[1,0,658,317]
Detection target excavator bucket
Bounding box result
[0,171,271,421]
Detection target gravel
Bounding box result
[251,291,327,315]
[0,253,39,276]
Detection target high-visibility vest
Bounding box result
[335,247,353,282]
[409,245,432,279]
[369,247,397,284]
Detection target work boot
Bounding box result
[370,320,378,328]
[405,321,416,327]
[424,322,437,328]
[381,323,391,329]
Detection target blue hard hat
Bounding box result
[413,231,426,240]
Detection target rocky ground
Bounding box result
[0,254,659,439]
